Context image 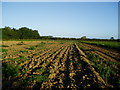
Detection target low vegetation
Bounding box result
[27,46,36,50]
[87,53,120,87]
[81,41,120,50]
[2,63,19,78]
[2,48,8,52]
[0,45,9,47]
[19,50,28,53]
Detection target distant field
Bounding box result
[1,40,120,89]
[80,40,120,50]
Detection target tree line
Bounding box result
[0,27,40,39]
[0,26,118,41]
[0,26,81,40]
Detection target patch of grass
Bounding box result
[0,54,2,58]
[17,66,22,70]
[2,63,19,78]
[87,53,99,64]
[77,63,82,66]
[105,61,120,65]
[48,43,55,44]
[33,53,39,56]
[0,48,1,52]
[15,56,28,63]
[87,53,119,87]
[60,42,64,44]
[118,80,120,88]
[28,74,49,82]
[17,43,24,45]
[20,56,27,61]
[97,65,115,81]
[1,45,9,47]
[21,68,29,75]
[70,60,76,63]
[81,41,120,50]
[96,64,119,87]
[35,42,46,48]
[19,50,28,53]
[36,68,45,73]
[2,48,8,52]
[21,69,49,85]
[9,58,16,61]
[27,46,36,50]
[5,56,28,65]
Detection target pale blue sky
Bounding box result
[1,0,120,2]
[2,2,118,39]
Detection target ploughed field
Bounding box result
[1,40,120,89]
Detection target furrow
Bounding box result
[41,45,70,88]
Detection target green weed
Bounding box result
[48,43,55,44]
[28,46,36,50]
[35,42,46,48]
[36,68,45,73]
[70,60,76,63]
[60,42,64,44]
[15,56,28,64]
[19,50,28,53]
[2,63,19,78]
[105,61,120,65]
[77,63,82,66]
[1,45,9,47]
[118,80,120,88]
[87,53,119,87]
[28,74,49,82]
[87,53,99,63]
[21,68,29,75]
[9,58,16,61]
[2,48,8,52]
